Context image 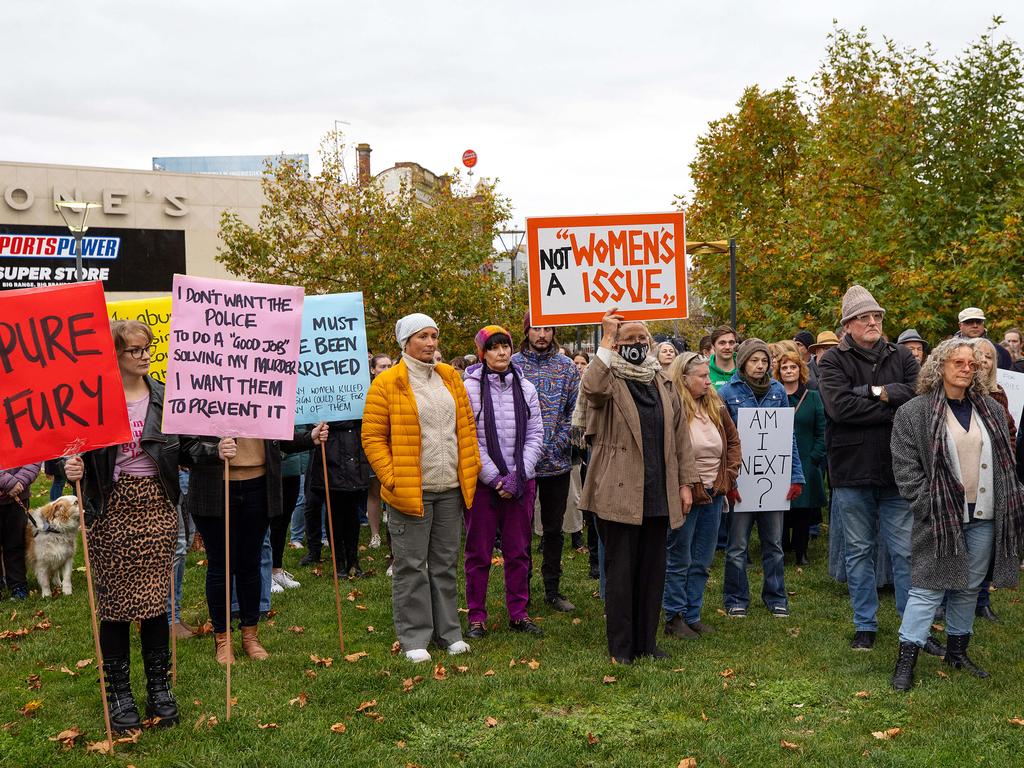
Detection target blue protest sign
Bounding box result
[295,292,370,422]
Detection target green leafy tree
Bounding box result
[218,132,521,353]
[684,20,1024,342]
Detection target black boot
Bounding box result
[102,655,142,733]
[891,641,919,691]
[945,634,989,678]
[142,648,179,726]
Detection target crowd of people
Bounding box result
[2,284,1023,732]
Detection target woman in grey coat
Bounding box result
[889,338,1024,691]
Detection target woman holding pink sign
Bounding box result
[181,423,327,664]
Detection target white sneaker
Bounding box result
[273,570,301,589]
[405,648,431,663]
[386,564,393,577]
[270,581,284,594]
[448,640,470,655]
[369,534,381,549]
[287,541,304,550]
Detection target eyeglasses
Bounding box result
[854,312,884,324]
[949,359,978,370]
[121,346,154,359]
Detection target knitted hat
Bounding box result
[735,338,771,372]
[840,285,885,325]
[395,313,438,349]
[793,331,815,349]
[475,325,512,359]
[522,310,532,336]
[808,330,840,352]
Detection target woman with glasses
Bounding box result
[890,338,1024,690]
[64,320,182,732]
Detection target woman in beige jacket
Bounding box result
[578,309,699,663]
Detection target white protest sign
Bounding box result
[734,407,795,513]
[525,212,687,326]
[997,368,1024,429]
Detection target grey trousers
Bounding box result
[389,488,464,651]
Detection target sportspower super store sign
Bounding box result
[0,224,185,291]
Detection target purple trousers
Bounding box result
[464,480,535,624]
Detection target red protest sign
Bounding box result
[526,212,687,326]
[0,281,131,469]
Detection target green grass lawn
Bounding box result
[2,479,1023,767]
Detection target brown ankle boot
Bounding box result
[214,632,234,665]
[240,625,269,660]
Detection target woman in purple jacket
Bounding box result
[1,463,42,600]
[463,325,544,638]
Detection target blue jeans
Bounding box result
[899,520,994,645]
[664,496,724,623]
[834,486,912,631]
[723,510,786,610]
[167,470,192,623]
[288,474,308,543]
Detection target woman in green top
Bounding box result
[775,348,826,565]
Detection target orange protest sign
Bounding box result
[526,212,687,326]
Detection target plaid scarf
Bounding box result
[927,385,1024,559]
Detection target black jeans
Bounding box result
[100,615,168,658]
[537,473,571,598]
[0,501,27,589]
[597,516,668,661]
[783,506,815,560]
[270,475,301,569]
[304,487,363,572]
[191,476,269,632]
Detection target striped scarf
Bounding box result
[927,385,1024,558]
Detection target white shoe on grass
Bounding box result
[448,640,470,655]
[273,570,301,589]
[369,534,381,549]
[270,581,284,594]
[405,648,431,663]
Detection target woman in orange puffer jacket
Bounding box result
[362,313,480,663]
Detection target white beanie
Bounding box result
[395,313,438,349]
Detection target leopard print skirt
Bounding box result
[89,474,177,622]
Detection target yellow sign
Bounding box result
[106,296,172,382]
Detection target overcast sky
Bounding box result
[4,2,1019,227]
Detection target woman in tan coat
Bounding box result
[578,309,699,663]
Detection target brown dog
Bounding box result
[24,496,81,598]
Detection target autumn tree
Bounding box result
[217,132,522,352]
[684,19,1024,342]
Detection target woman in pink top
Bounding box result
[65,320,183,733]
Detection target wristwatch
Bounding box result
[871,386,883,399]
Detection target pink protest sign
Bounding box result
[162,274,304,440]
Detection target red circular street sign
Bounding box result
[462,149,477,168]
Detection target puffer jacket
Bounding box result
[463,364,545,488]
[717,373,805,485]
[361,358,480,515]
[511,348,579,477]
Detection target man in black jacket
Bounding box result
[955,307,1013,370]
[818,285,920,651]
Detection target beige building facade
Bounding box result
[0,160,264,299]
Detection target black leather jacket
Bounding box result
[76,377,181,523]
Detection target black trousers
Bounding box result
[537,473,571,598]
[597,516,668,661]
[270,475,301,569]
[0,501,27,589]
[191,476,269,632]
[783,506,816,559]
[304,488,363,572]
[100,615,168,658]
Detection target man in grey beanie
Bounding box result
[817,285,933,653]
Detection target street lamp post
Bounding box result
[54,200,102,282]
[496,229,526,284]
[685,239,737,329]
